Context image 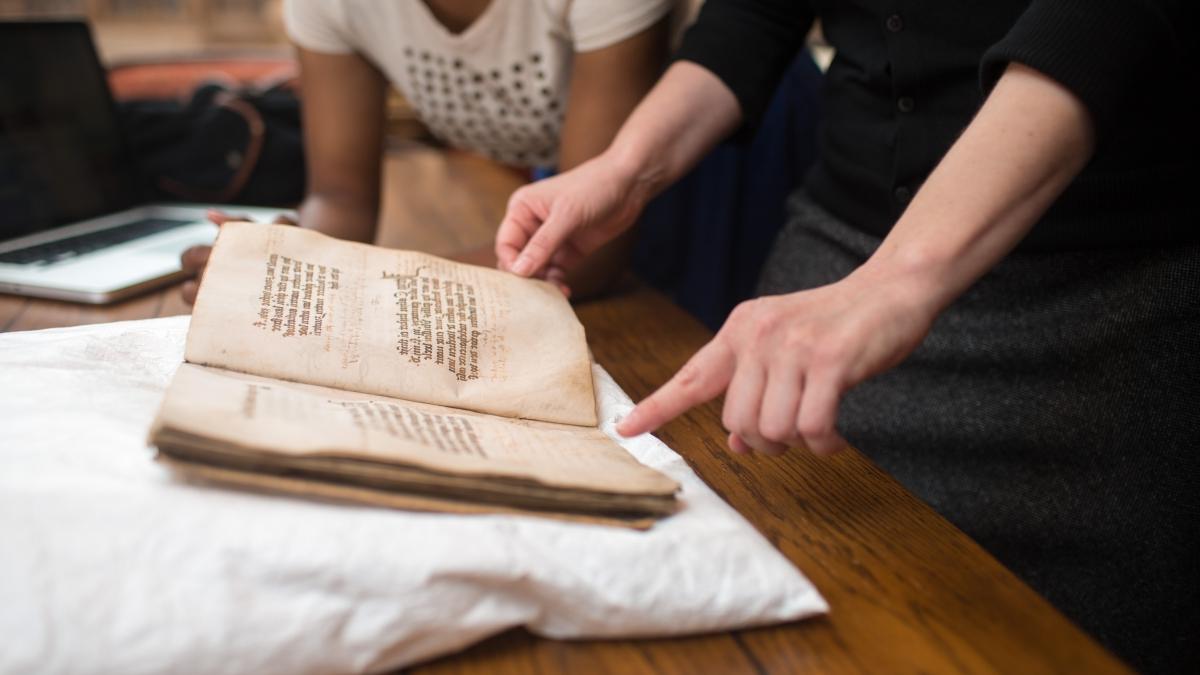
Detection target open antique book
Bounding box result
[149,223,679,528]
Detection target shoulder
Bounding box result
[538,0,678,52]
[282,0,355,54]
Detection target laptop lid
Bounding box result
[0,20,140,242]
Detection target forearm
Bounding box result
[554,18,669,297]
[616,64,1098,453]
[294,47,386,245]
[296,191,379,243]
[603,61,742,206]
[858,63,1096,311]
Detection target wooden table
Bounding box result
[0,282,1130,674]
[0,144,1129,674]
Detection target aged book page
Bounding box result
[186,223,596,426]
[152,364,679,501]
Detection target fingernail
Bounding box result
[512,256,531,276]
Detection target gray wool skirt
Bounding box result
[757,191,1199,674]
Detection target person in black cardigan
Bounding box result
[494,1,1198,672]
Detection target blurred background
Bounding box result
[0,0,820,168]
[0,1,287,61]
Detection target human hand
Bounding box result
[495,155,649,294]
[179,209,297,304]
[616,267,940,456]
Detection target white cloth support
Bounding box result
[0,317,825,675]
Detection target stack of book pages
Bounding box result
[150,223,679,528]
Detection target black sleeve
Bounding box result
[674,0,815,133]
[980,0,1192,143]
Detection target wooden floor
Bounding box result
[375,142,525,256]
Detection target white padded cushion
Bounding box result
[0,317,825,675]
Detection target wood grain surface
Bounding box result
[400,289,1131,674]
[0,144,1131,674]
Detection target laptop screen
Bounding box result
[0,21,139,240]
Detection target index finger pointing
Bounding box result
[617,339,734,437]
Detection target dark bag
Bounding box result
[119,81,305,207]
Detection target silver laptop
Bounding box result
[0,21,285,304]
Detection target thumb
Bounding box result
[510,205,578,277]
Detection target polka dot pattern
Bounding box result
[399,49,564,167]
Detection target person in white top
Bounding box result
[181,0,675,302]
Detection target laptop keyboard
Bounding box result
[0,218,196,265]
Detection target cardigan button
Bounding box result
[894,186,913,205]
[886,14,904,32]
[897,96,915,113]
